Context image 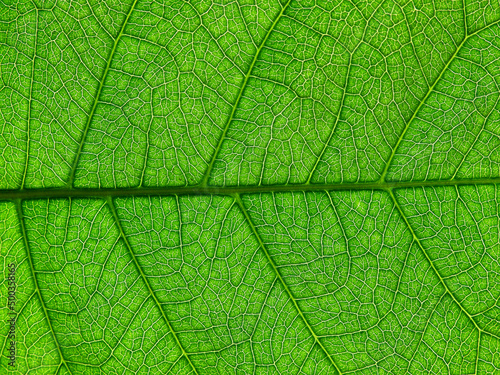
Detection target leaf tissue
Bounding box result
[1,0,500,374]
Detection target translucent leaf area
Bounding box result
[1,0,500,374]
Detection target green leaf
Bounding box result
[1,0,500,374]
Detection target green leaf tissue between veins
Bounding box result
[1,0,500,374]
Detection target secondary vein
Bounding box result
[379,17,500,183]
[378,37,467,183]
[65,0,140,188]
[21,4,38,189]
[200,0,293,187]
[234,193,343,375]
[388,189,483,332]
[105,196,200,375]
[15,199,74,375]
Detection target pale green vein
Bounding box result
[199,0,293,187]
[21,4,38,189]
[379,17,500,182]
[388,189,485,335]
[378,38,467,182]
[306,1,382,184]
[451,93,500,180]
[167,354,184,375]
[305,51,352,185]
[472,293,500,317]
[468,16,500,38]
[475,331,481,375]
[462,0,468,37]
[0,290,36,370]
[105,196,200,375]
[406,292,447,371]
[325,191,351,278]
[15,199,73,375]
[398,3,430,89]
[138,89,154,188]
[234,193,343,375]
[97,287,150,367]
[249,277,277,375]
[65,0,140,188]
[297,342,316,375]
[454,185,489,262]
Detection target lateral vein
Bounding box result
[105,196,200,375]
[200,0,293,187]
[234,193,343,375]
[21,5,38,189]
[387,189,482,332]
[378,37,467,183]
[15,199,74,374]
[65,0,140,188]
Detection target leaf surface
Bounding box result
[1,0,500,374]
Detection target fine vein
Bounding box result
[379,17,500,182]
[65,0,140,188]
[378,38,467,182]
[388,189,483,333]
[105,197,200,375]
[21,5,38,189]
[15,199,73,375]
[305,1,381,184]
[200,0,293,187]
[234,193,343,375]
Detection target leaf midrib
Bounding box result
[2,177,500,200]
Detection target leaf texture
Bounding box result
[1,0,500,374]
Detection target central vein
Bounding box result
[2,177,500,200]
